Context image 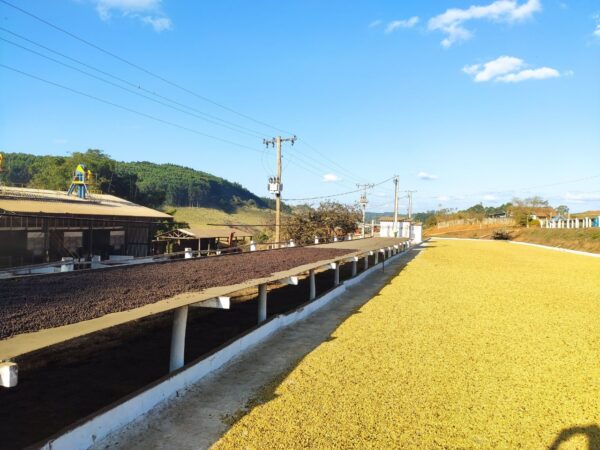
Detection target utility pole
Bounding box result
[393,175,399,237]
[357,183,374,238]
[406,190,417,220]
[264,135,297,246]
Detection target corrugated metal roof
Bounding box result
[0,186,172,219]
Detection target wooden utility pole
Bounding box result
[393,175,399,237]
[357,183,374,238]
[264,135,297,246]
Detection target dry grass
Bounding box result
[171,206,279,238]
[428,226,600,254]
[213,240,600,449]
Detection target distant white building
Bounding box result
[379,217,422,244]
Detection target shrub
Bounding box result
[492,229,511,240]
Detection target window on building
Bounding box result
[110,230,125,250]
[26,232,45,256]
[63,231,83,253]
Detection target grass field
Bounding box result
[171,206,279,238]
[213,240,600,449]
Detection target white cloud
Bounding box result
[464,56,562,83]
[497,67,560,82]
[437,195,450,202]
[385,17,419,33]
[563,192,600,203]
[594,19,600,38]
[483,194,498,201]
[428,0,542,47]
[463,56,524,82]
[418,171,438,180]
[323,173,341,182]
[369,20,383,28]
[141,15,172,31]
[92,0,172,32]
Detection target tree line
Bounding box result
[1,149,277,212]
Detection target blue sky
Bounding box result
[1,0,599,213]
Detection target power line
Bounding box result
[0,1,402,195]
[283,187,364,202]
[0,0,294,135]
[0,63,266,154]
[0,35,267,140]
[283,175,396,202]
[0,11,371,190]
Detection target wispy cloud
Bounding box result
[369,20,383,28]
[385,17,419,33]
[483,194,498,201]
[428,0,541,47]
[418,171,438,180]
[463,56,562,83]
[323,173,341,182]
[92,0,172,32]
[594,15,600,38]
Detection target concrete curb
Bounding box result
[38,249,410,450]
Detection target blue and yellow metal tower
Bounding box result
[67,163,93,199]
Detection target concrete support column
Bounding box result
[364,255,369,270]
[352,258,357,277]
[334,263,340,286]
[0,362,18,388]
[258,283,267,323]
[61,257,74,272]
[374,251,379,265]
[309,269,316,300]
[169,306,189,372]
[91,255,102,269]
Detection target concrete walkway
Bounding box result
[93,248,421,450]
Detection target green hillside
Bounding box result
[1,149,275,212]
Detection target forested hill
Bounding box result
[1,149,273,211]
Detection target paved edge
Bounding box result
[88,248,424,450]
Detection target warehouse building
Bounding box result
[0,186,173,268]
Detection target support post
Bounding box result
[258,283,267,323]
[352,257,358,277]
[374,250,379,265]
[364,255,369,270]
[169,306,189,372]
[309,269,316,300]
[0,362,18,388]
[334,263,340,286]
[61,257,74,272]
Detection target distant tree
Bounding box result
[509,197,550,227]
[556,205,569,216]
[284,201,361,245]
